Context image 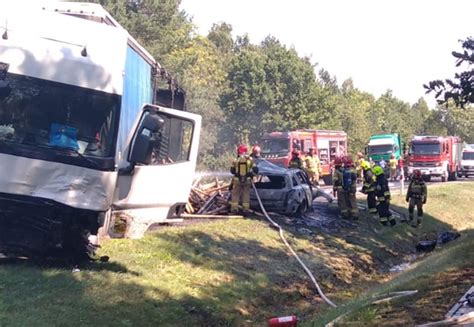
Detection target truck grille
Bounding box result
[413,162,437,167]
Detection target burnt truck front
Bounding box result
[0,5,201,258]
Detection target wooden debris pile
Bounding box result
[186,177,231,215]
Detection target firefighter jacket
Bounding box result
[304,155,321,173]
[230,155,257,181]
[389,158,398,170]
[356,158,365,172]
[375,174,391,201]
[406,178,427,202]
[332,166,344,192]
[288,157,304,169]
[361,169,376,193]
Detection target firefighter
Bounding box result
[342,156,359,220]
[389,154,398,181]
[304,147,321,185]
[356,152,365,183]
[360,160,377,220]
[288,149,304,169]
[230,144,258,214]
[250,145,262,163]
[332,156,347,218]
[372,165,396,226]
[406,169,427,227]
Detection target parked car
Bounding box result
[250,160,313,216]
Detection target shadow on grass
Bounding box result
[0,230,325,326]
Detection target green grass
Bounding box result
[312,181,474,326]
[0,182,473,326]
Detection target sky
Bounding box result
[180,0,473,108]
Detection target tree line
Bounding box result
[87,0,474,169]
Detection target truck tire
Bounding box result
[441,171,447,182]
[322,175,333,186]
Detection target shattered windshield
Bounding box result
[0,72,120,159]
[368,144,393,155]
[462,152,474,160]
[262,138,289,154]
[410,143,441,155]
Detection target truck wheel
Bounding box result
[441,171,447,182]
[323,175,333,186]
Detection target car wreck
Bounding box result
[250,160,316,216]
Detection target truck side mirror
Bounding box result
[129,113,164,165]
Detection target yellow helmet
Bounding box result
[372,165,384,176]
[360,160,370,170]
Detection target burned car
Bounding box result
[250,160,313,216]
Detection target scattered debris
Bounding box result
[416,230,462,252]
[72,266,80,273]
[416,240,437,252]
[438,231,461,244]
[267,315,298,327]
[186,177,231,215]
[446,285,474,320]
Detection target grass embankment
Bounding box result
[0,182,473,326]
[317,181,474,326]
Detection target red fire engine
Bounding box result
[407,135,463,182]
[260,130,347,185]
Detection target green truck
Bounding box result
[366,133,403,162]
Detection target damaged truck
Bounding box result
[0,3,201,260]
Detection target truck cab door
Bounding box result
[112,104,201,237]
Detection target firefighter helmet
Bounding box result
[360,160,370,170]
[372,165,384,176]
[413,169,422,178]
[252,145,261,156]
[390,154,395,159]
[334,156,343,166]
[237,144,248,155]
[344,156,354,167]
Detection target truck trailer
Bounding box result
[0,3,201,259]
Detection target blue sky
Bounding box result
[180,0,473,108]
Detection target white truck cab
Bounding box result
[0,3,201,260]
[461,146,474,178]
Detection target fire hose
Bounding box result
[251,182,337,308]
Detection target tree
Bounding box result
[164,36,227,168]
[339,79,374,153]
[207,22,234,54]
[220,36,321,145]
[424,37,474,108]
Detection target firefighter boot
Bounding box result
[389,216,397,227]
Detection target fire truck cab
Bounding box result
[261,130,347,185]
[407,135,462,182]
